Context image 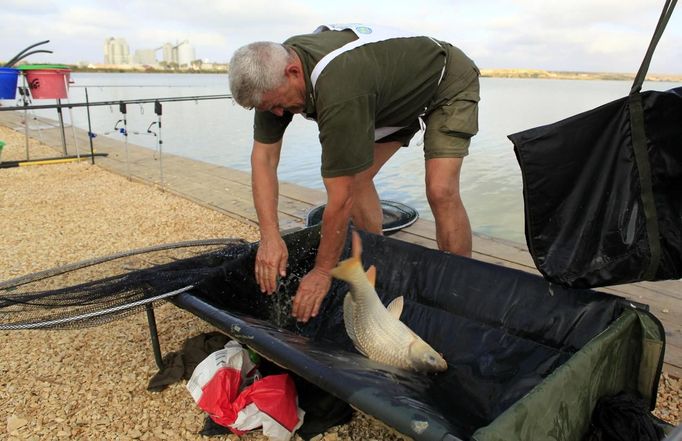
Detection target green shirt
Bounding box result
[253,29,449,178]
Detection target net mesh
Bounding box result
[0,238,249,330]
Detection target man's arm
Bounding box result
[251,139,288,294]
[292,175,354,322]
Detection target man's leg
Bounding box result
[425,157,472,257]
[351,141,402,234]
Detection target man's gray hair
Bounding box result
[228,42,293,108]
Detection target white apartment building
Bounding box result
[104,38,197,67]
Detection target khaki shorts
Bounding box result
[423,73,479,158]
[378,45,480,159]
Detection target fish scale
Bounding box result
[351,296,414,366]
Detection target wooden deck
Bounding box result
[1,110,680,377]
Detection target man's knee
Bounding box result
[425,157,464,207]
[426,181,462,207]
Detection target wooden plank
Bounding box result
[664,364,682,379]
[401,219,539,271]
[197,165,326,211]
[664,334,682,356]
[0,111,23,127]
[600,287,682,319]
[390,229,537,274]
[662,339,682,379]
[279,182,327,205]
[71,128,314,226]
[604,281,682,303]
[636,280,682,299]
[390,230,437,250]
[182,171,315,223]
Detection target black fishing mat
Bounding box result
[173,226,665,441]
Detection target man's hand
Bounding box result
[292,267,332,322]
[255,234,288,294]
[289,174,355,322]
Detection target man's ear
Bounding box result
[284,63,301,79]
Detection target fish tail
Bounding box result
[331,231,364,282]
[351,230,362,260]
[331,255,362,281]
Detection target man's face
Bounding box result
[257,78,305,117]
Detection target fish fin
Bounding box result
[386,296,404,320]
[343,293,367,356]
[365,265,376,287]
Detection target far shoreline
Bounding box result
[4,62,680,82]
[479,68,682,82]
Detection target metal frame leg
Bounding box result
[145,304,164,370]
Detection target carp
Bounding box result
[331,231,447,373]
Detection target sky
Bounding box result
[2,0,681,74]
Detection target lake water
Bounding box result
[17,73,679,243]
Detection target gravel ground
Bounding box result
[0,125,679,440]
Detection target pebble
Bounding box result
[6,416,27,432]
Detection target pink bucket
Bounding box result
[25,69,71,99]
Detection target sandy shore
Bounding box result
[1,125,678,440]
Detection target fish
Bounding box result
[330,231,448,373]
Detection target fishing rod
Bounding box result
[3,40,51,67]
[0,153,108,169]
[7,49,54,66]
[0,94,232,112]
[70,84,211,88]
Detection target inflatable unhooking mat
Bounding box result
[172,226,665,441]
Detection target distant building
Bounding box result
[103,38,200,68]
[177,41,196,67]
[157,41,196,67]
[104,37,131,64]
[134,49,158,66]
[161,43,175,64]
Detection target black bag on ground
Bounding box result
[508,0,681,288]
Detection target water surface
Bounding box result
[17,73,679,243]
